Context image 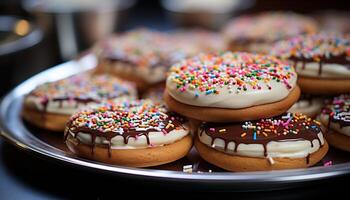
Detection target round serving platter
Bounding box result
[1,54,350,191]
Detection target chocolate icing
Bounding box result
[64,110,187,156]
[199,113,323,164]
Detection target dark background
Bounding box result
[1,0,350,198]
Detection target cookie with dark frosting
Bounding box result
[22,72,137,131]
[271,33,350,94]
[65,100,192,167]
[196,112,328,171]
[319,94,350,151]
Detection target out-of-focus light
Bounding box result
[14,20,30,36]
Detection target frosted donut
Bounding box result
[94,28,171,91]
[318,94,350,151]
[271,33,350,94]
[223,12,318,53]
[196,112,328,171]
[22,73,137,131]
[165,51,300,122]
[94,28,214,91]
[64,100,192,167]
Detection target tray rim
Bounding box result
[1,54,350,185]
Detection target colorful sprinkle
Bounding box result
[168,52,296,97]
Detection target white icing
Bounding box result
[295,62,350,78]
[24,95,135,115]
[199,130,324,158]
[288,98,323,117]
[319,113,350,136]
[70,124,190,149]
[166,76,297,109]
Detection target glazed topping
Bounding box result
[66,100,187,145]
[224,12,317,43]
[271,33,350,63]
[168,51,296,97]
[200,113,323,155]
[29,73,135,104]
[322,94,350,128]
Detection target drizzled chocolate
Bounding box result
[290,53,350,75]
[322,94,350,129]
[199,113,323,164]
[64,100,188,156]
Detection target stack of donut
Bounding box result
[22,27,223,168]
[164,51,328,171]
[20,12,350,172]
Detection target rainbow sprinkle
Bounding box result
[67,100,186,134]
[271,32,350,61]
[29,73,136,103]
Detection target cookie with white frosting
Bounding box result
[22,73,137,131]
[223,12,318,53]
[64,100,192,167]
[271,32,350,94]
[165,51,300,122]
[195,112,328,171]
[318,94,350,151]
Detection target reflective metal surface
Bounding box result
[1,54,350,190]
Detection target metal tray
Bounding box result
[1,54,350,191]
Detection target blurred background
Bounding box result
[0,0,349,96]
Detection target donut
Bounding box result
[94,28,214,92]
[94,28,171,91]
[64,100,192,167]
[165,51,300,122]
[271,32,350,94]
[196,112,328,171]
[318,94,350,151]
[288,95,324,118]
[223,12,318,53]
[22,73,137,131]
